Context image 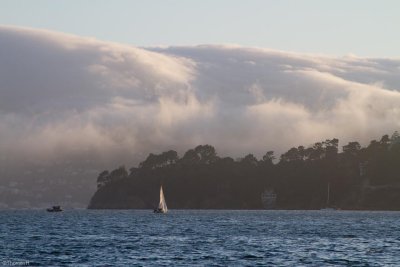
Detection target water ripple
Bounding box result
[1,210,400,266]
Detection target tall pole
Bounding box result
[326,183,330,206]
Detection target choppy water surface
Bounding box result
[1,210,400,266]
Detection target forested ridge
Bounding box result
[88,132,400,210]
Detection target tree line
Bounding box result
[88,132,400,210]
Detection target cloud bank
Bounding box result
[1,26,400,169]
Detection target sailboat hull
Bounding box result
[153,208,167,213]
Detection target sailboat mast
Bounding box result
[160,186,163,203]
[326,183,330,206]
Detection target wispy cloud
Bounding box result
[1,26,400,166]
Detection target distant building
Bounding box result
[359,162,367,177]
[261,189,277,209]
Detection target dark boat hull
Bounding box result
[47,206,62,212]
[153,208,166,213]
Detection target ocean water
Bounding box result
[1,210,400,266]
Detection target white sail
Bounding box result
[158,186,168,213]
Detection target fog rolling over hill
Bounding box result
[0,25,399,208]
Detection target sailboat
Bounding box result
[321,183,336,211]
[154,185,168,213]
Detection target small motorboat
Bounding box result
[47,206,63,212]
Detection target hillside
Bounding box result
[88,133,400,210]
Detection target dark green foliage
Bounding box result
[240,154,259,166]
[180,145,218,165]
[343,141,361,156]
[89,132,400,210]
[96,166,127,188]
[96,170,109,185]
[139,150,178,169]
[262,151,275,165]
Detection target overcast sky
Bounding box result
[1,0,399,57]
